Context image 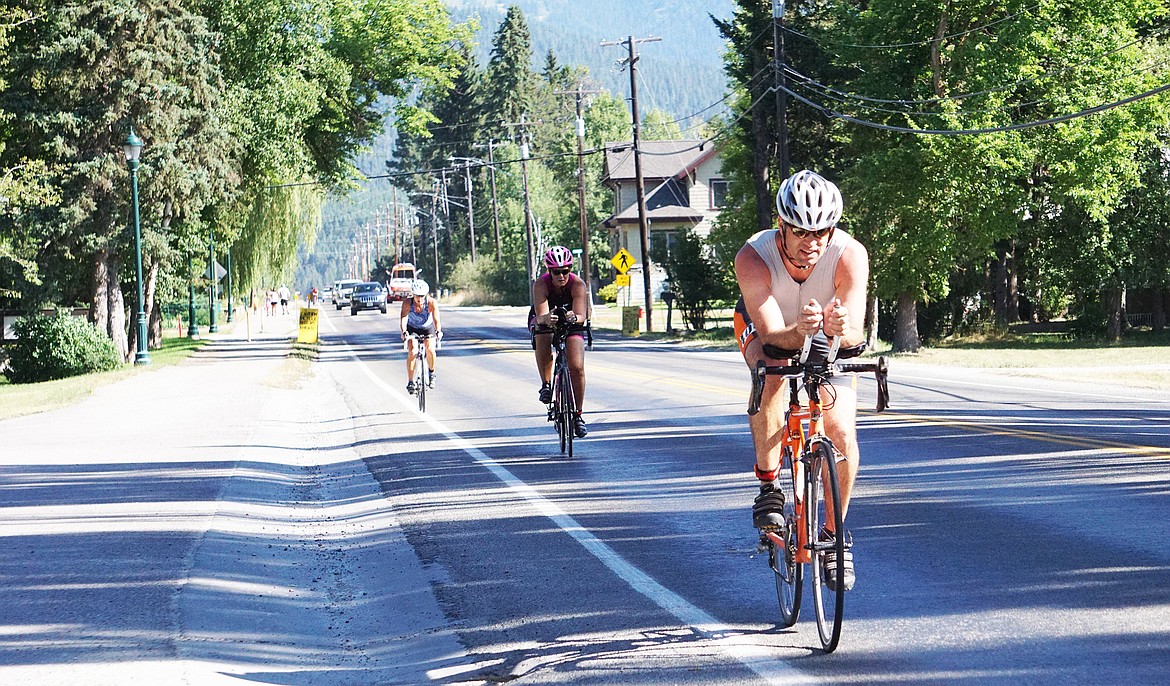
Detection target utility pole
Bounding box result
[450,158,477,263]
[557,84,603,306]
[486,139,502,259]
[602,34,660,332]
[503,115,536,282]
[431,179,442,293]
[773,0,790,180]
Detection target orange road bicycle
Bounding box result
[747,336,889,652]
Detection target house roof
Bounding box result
[603,140,712,184]
[603,204,706,228]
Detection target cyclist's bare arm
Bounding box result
[429,298,442,337]
[825,241,869,348]
[532,279,554,327]
[569,278,588,324]
[399,300,411,339]
[734,244,809,352]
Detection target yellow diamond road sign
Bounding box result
[611,248,634,274]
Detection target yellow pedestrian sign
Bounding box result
[611,248,635,274]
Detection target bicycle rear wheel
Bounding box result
[770,446,802,627]
[809,440,845,652]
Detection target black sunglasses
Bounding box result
[549,268,572,276]
[786,223,834,240]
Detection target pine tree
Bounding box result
[483,5,536,131]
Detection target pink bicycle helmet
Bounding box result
[543,246,574,269]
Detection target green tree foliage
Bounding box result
[0,0,472,356]
[0,0,234,359]
[657,227,730,330]
[641,109,685,141]
[482,5,537,130]
[839,0,1169,348]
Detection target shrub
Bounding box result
[447,255,530,305]
[3,314,123,383]
[660,228,732,330]
[598,281,619,303]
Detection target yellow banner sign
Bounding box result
[297,307,319,344]
[614,274,631,287]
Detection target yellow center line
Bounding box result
[456,335,1169,458]
[870,411,1170,457]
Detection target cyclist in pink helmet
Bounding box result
[530,246,590,437]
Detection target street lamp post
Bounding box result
[208,229,218,333]
[187,253,199,338]
[225,249,233,323]
[123,127,150,365]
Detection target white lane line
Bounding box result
[324,321,813,685]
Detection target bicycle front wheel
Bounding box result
[557,362,574,457]
[771,446,802,627]
[417,365,427,413]
[809,440,845,652]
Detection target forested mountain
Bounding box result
[448,0,735,121]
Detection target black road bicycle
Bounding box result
[540,306,589,457]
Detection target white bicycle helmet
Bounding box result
[776,170,843,231]
[410,279,429,296]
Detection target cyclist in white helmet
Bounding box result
[733,169,869,592]
[400,279,442,394]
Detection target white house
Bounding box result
[601,139,726,304]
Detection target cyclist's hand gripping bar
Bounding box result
[749,335,890,415]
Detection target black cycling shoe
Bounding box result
[819,527,855,592]
[406,381,417,395]
[427,369,435,389]
[538,382,553,404]
[573,414,588,438]
[752,480,787,531]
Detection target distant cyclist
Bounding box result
[734,170,870,592]
[401,279,441,394]
[530,246,589,438]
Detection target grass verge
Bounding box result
[0,336,207,420]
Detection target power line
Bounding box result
[782,26,1161,107]
[780,81,1170,135]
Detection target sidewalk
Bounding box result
[0,308,466,684]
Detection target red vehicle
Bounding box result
[387,263,417,302]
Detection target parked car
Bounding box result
[334,279,361,310]
[321,286,333,303]
[350,282,388,315]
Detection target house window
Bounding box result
[650,230,678,263]
[709,179,728,208]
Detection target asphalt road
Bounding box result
[2,304,1168,685]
